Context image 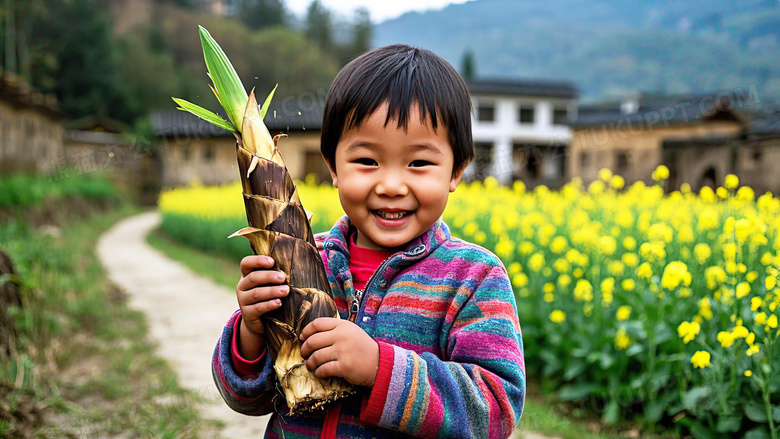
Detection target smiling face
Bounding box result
[327,102,463,250]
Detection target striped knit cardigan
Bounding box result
[212,215,526,438]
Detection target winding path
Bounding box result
[97,212,269,438]
[97,211,553,439]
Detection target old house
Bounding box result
[0,70,64,174]
[663,110,780,194]
[466,79,578,187]
[152,102,327,187]
[569,90,754,188]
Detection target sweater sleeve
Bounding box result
[212,310,278,416]
[359,263,526,438]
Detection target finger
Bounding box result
[244,297,282,317]
[300,317,340,342]
[240,255,275,277]
[300,330,335,359]
[312,358,344,380]
[238,285,289,307]
[305,345,340,373]
[237,269,287,292]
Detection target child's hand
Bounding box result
[236,255,289,357]
[299,318,379,387]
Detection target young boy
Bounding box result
[212,44,525,438]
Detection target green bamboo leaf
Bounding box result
[199,25,247,133]
[172,97,235,132]
[260,84,278,119]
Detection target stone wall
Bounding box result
[0,100,64,174]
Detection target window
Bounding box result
[304,151,332,183]
[182,148,191,162]
[615,151,629,174]
[474,142,493,179]
[477,104,495,122]
[580,152,590,171]
[203,145,215,162]
[518,106,534,124]
[553,107,569,125]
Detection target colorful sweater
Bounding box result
[211,216,526,438]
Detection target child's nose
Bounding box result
[375,170,409,197]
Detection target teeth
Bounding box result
[377,211,407,220]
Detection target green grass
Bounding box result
[148,222,639,439]
[0,172,119,208]
[0,206,218,437]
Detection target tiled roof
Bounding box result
[0,68,60,118]
[571,93,751,129]
[466,79,578,99]
[152,101,324,138]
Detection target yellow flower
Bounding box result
[661,261,692,290]
[550,310,566,323]
[756,312,767,325]
[694,243,711,264]
[615,328,630,350]
[705,266,727,290]
[553,258,571,274]
[724,174,739,189]
[598,236,617,255]
[512,273,529,288]
[529,253,545,272]
[508,262,522,275]
[573,268,584,278]
[717,331,735,348]
[761,252,773,266]
[611,175,625,190]
[769,314,778,329]
[622,279,636,291]
[543,282,555,293]
[678,321,701,344]
[599,168,613,181]
[544,292,555,303]
[747,345,760,356]
[601,277,615,296]
[732,325,749,339]
[738,186,754,201]
[622,252,639,267]
[736,282,751,299]
[550,236,568,254]
[745,370,753,377]
[616,305,631,321]
[652,165,669,181]
[746,332,756,346]
[691,351,711,369]
[717,187,728,199]
[747,271,758,283]
[557,274,572,287]
[573,279,593,302]
[623,236,637,251]
[637,263,653,280]
[767,276,777,291]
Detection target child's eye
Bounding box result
[409,160,433,167]
[354,158,377,166]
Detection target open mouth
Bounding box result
[374,210,411,220]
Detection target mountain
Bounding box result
[373,0,780,103]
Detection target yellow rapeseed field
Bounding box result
[159,167,780,436]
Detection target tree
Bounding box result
[305,0,333,53]
[239,0,286,30]
[460,49,476,80]
[347,7,371,59]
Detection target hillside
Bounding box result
[374,0,780,102]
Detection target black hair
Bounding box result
[320,44,473,177]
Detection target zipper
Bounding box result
[349,257,393,322]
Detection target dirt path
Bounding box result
[97,212,269,438]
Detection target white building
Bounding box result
[466,79,578,187]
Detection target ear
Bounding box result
[323,153,338,188]
[449,165,465,192]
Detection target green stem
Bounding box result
[766,338,777,439]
